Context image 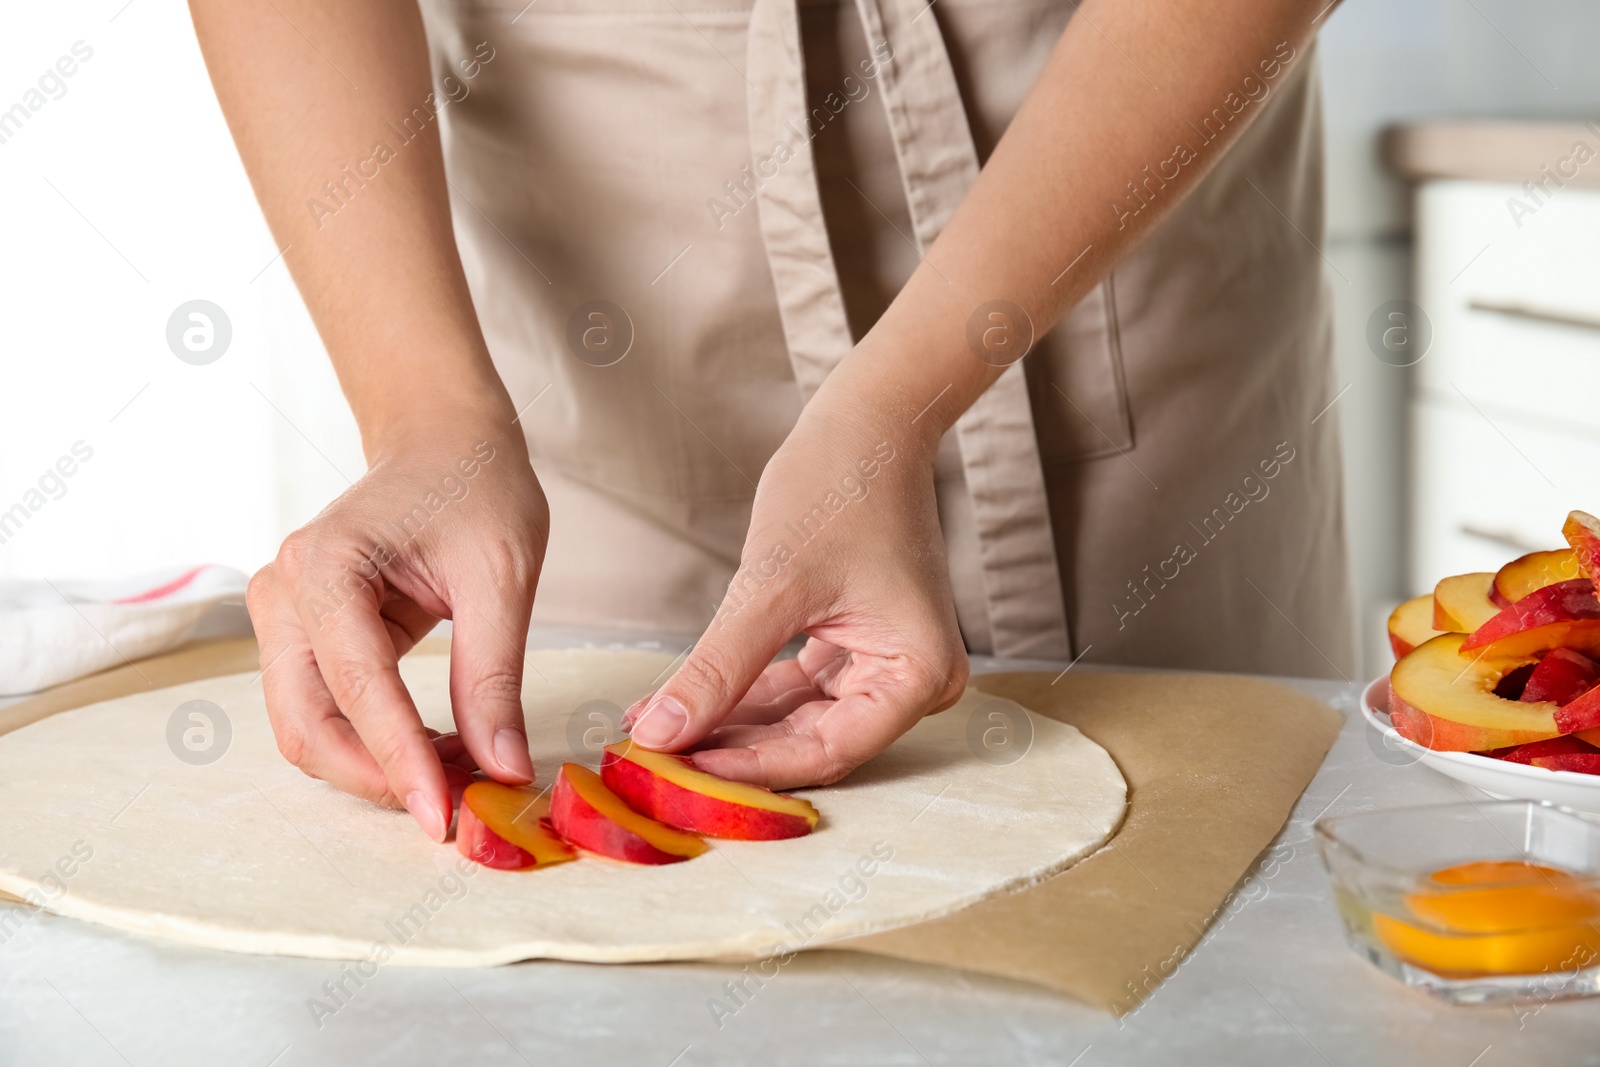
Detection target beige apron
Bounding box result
[421,0,1357,679]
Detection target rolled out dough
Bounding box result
[0,649,1126,965]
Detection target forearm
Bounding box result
[188,0,514,458]
[823,0,1331,451]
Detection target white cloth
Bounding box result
[0,565,249,696]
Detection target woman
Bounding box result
[192,0,1353,841]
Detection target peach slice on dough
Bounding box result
[1492,548,1580,608]
[601,742,820,840]
[1432,572,1500,633]
[549,763,708,865]
[1388,595,1444,659]
[457,805,535,870]
[456,782,576,871]
[1389,633,1560,751]
[1562,510,1600,597]
[1460,579,1600,659]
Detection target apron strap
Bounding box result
[745,0,856,400]
[746,0,1072,660]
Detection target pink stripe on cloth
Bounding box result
[110,565,208,605]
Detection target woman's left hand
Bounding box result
[622,383,970,790]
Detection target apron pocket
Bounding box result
[1027,275,1134,463]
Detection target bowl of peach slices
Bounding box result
[1362,510,1600,813]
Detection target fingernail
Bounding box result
[493,728,533,781]
[620,696,650,730]
[406,790,448,842]
[630,695,688,749]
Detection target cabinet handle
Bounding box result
[1469,299,1600,333]
[1459,524,1544,553]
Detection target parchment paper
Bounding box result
[0,639,1340,1013]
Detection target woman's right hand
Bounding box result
[246,409,549,841]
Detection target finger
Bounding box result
[681,679,826,749]
[693,641,887,750]
[431,731,480,772]
[290,565,451,841]
[694,720,791,751]
[626,657,815,730]
[728,658,812,707]
[795,637,853,694]
[690,694,911,789]
[699,661,865,749]
[250,565,392,803]
[446,564,537,784]
[708,639,849,727]
[722,683,827,728]
[628,592,797,752]
[692,661,946,789]
[442,763,474,815]
[722,658,825,727]
[379,595,442,657]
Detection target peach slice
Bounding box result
[1562,510,1600,597]
[1532,752,1600,774]
[1460,579,1600,659]
[1478,739,1593,764]
[1482,736,1600,772]
[1494,662,1536,700]
[1550,679,1600,735]
[601,742,820,840]
[1432,572,1500,633]
[1492,548,1580,608]
[1520,648,1600,706]
[1388,595,1444,659]
[549,763,708,865]
[457,782,576,871]
[457,805,536,870]
[1389,633,1560,751]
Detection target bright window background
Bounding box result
[0,1,362,583]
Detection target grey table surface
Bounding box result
[2,627,1598,1066]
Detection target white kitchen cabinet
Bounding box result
[1411,399,1600,580]
[1405,168,1600,592]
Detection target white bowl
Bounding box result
[1361,676,1600,814]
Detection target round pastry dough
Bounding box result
[0,650,1125,964]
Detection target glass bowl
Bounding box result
[1315,800,1600,1004]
